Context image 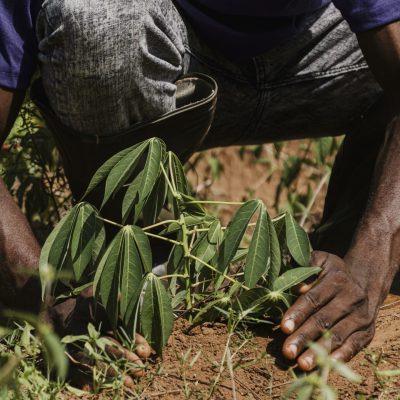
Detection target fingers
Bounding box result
[105,337,145,378]
[330,328,375,363]
[135,333,153,358]
[310,251,330,268]
[281,277,337,335]
[282,298,351,360]
[296,316,373,371]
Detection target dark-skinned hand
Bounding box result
[49,286,152,388]
[281,251,386,371]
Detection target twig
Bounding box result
[300,169,331,227]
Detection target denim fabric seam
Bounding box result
[184,46,249,83]
[233,57,268,143]
[259,62,370,90]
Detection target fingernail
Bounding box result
[288,344,298,357]
[284,319,295,333]
[302,356,313,369]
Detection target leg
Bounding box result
[198,4,384,257]
[36,0,190,201]
[37,0,190,136]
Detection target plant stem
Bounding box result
[160,162,177,198]
[188,255,250,291]
[299,168,331,227]
[142,219,178,231]
[159,274,188,280]
[184,200,244,206]
[143,232,182,246]
[180,215,193,311]
[96,216,124,228]
[168,152,177,192]
[208,332,234,399]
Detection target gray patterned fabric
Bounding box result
[36,0,382,143]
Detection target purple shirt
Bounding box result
[1,0,399,90]
[0,0,41,90]
[176,0,400,59]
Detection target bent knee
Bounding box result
[38,0,188,134]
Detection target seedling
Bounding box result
[39,137,321,353]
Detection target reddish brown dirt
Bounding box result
[140,301,400,399]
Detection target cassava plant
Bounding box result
[39,137,321,353]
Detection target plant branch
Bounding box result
[188,255,250,291]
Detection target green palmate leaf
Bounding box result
[120,227,147,326]
[142,173,167,226]
[285,213,311,267]
[192,296,231,325]
[193,220,223,272]
[141,273,173,353]
[273,215,286,245]
[96,230,125,329]
[272,267,321,293]
[267,215,281,288]
[167,240,185,297]
[217,200,260,274]
[122,138,166,223]
[180,193,206,217]
[101,141,149,208]
[70,203,97,282]
[39,206,79,299]
[130,225,152,273]
[233,288,269,315]
[245,204,271,288]
[169,152,190,195]
[135,138,165,215]
[92,217,106,267]
[231,248,248,264]
[122,169,144,223]
[82,144,138,199]
[93,235,116,296]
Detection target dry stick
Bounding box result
[300,169,331,227]
[235,378,262,400]
[167,373,235,391]
[143,390,182,398]
[208,332,235,399]
[226,346,238,400]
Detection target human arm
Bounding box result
[281,20,400,370]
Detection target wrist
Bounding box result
[345,227,398,306]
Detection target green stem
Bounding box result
[143,232,182,246]
[188,255,250,291]
[184,200,244,206]
[180,214,193,311]
[142,219,178,231]
[168,152,177,192]
[96,216,124,229]
[159,274,188,280]
[160,162,177,198]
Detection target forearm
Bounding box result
[344,22,400,298]
[0,87,42,308]
[345,116,400,305]
[0,177,42,309]
[357,21,400,115]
